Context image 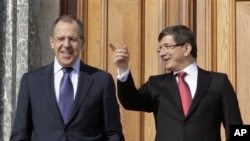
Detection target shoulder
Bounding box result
[148,72,174,81]
[80,62,112,77]
[198,68,230,84]
[24,63,53,77]
[199,68,228,78]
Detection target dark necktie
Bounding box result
[59,67,74,124]
[177,72,192,116]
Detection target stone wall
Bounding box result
[0,0,59,140]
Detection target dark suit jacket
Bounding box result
[10,61,124,141]
[117,68,242,141]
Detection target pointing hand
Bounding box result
[109,44,130,74]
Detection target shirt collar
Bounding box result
[173,63,198,77]
[54,57,80,74]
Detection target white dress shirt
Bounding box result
[117,63,198,98]
[173,63,198,98]
[54,58,80,102]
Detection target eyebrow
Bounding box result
[159,43,174,47]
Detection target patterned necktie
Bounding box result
[59,67,74,124]
[177,72,192,116]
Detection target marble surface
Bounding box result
[2,0,29,140]
[0,0,59,140]
[0,0,7,140]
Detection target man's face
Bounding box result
[50,21,83,67]
[158,35,188,71]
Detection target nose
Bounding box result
[159,50,169,60]
[63,38,71,47]
[158,49,166,56]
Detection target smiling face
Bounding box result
[50,20,83,67]
[158,35,192,71]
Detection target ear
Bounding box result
[183,43,192,56]
[50,37,55,49]
[80,39,85,49]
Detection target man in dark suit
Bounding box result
[10,15,124,141]
[109,25,242,141]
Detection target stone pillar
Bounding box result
[0,0,59,140]
[0,0,7,138]
[1,0,28,140]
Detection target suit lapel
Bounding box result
[68,62,94,123]
[41,62,95,125]
[186,68,211,117]
[164,73,183,113]
[41,63,64,123]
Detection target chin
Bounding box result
[165,66,173,72]
[59,60,74,67]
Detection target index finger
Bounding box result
[109,43,117,52]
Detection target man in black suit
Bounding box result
[110,25,242,141]
[10,15,124,141]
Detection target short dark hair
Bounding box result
[158,25,197,59]
[51,15,84,40]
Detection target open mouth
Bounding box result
[61,51,73,55]
[163,57,170,62]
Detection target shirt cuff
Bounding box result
[117,68,130,82]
